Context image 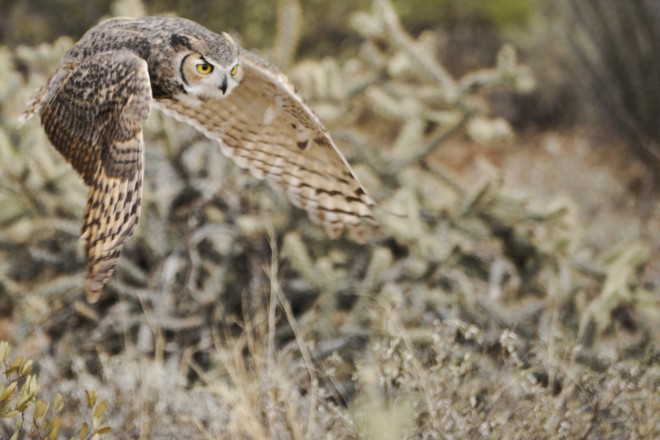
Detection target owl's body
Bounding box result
[24,16,374,301]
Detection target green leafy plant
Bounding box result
[0,341,62,439]
[0,342,111,439]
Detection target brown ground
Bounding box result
[443,128,660,258]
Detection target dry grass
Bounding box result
[0,0,658,438]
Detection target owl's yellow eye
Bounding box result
[230,65,239,76]
[196,62,213,75]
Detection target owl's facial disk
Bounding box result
[180,53,242,98]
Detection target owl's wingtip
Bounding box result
[84,278,104,304]
[17,110,35,128]
[20,85,48,128]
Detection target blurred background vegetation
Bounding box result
[3,0,658,169]
[2,0,533,48]
[0,0,658,438]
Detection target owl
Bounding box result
[22,16,375,302]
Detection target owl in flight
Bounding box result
[23,16,375,302]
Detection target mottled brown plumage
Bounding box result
[23,16,374,302]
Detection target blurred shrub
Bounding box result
[2,0,534,51]
[0,0,114,46]
[478,0,534,29]
[557,0,660,168]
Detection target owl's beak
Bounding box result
[219,77,228,95]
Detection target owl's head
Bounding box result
[172,31,242,99]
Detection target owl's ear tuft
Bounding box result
[170,34,192,50]
[222,32,236,46]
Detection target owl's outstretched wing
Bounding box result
[155,48,375,239]
[36,51,150,302]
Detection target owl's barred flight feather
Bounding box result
[32,50,150,302]
[155,48,374,238]
[24,16,375,301]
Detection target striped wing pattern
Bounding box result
[156,49,375,239]
[36,51,150,302]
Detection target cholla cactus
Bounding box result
[0,0,656,438]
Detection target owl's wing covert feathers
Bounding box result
[155,48,375,239]
[36,51,150,302]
